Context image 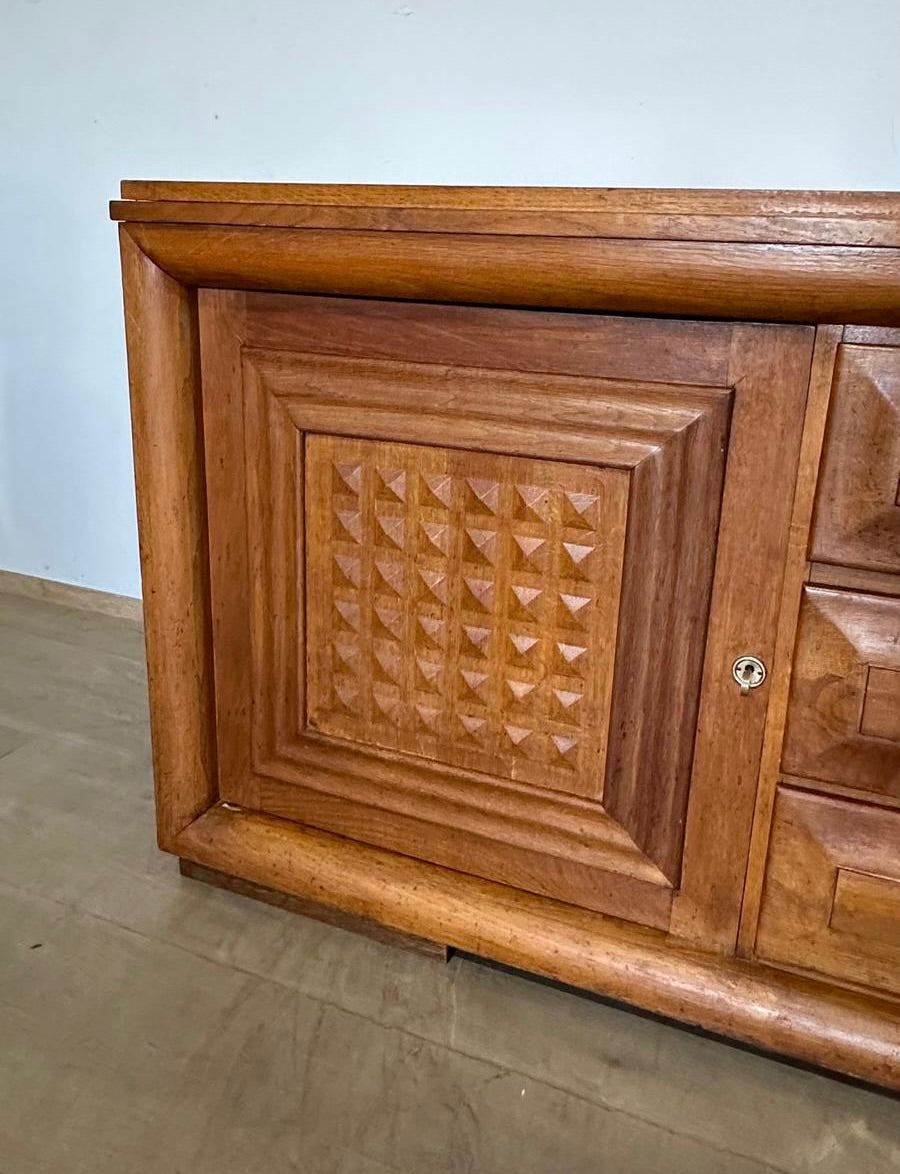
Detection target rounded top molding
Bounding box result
[112,182,900,325]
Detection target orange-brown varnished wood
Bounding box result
[239,291,734,387]
[123,223,900,326]
[737,326,842,956]
[208,352,676,925]
[305,436,628,801]
[109,200,900,248]
[199,293,743,924]
[198,291,810,943]
[174,803,900,1089]
[811,344,900,574]
[116,182,900,215]
[257,774,673,927]
[603,398,729,879]
[670,326,815,949]
[114,184,900,1088]
[113,183,900,250]
[829,868,900,946]
[782,587,900,803]
[118,228,217,846]
[756,787,900,997]
[808,562,900,598]
[196,291,254,810]
[780,773,900,812]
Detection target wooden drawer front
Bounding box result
[811,344,900,575]
[782,587,900,802]
[757,788,900,995]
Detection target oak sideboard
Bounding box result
[111,184,900,1088]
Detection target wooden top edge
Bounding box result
[118,180,900,217]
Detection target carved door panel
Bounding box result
[199,291,814,940]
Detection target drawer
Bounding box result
[756,787,900,995]
[782,586,900,803]
[810,343,900,575]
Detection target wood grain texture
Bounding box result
[782,587,900,803]
[115,186,900,1088]
[113,184,900,250]
[305,436,628,801]
[198,293,810,948]
[737,326,842,956]
[258,773,673,928]
[830,868,900,946]
[118,228,217,846]
[756,787,900,997]
[860,666,900,740]
[670,326,815,949]
[197,291,254,810]
[117,182,900,214]
[262,349,716,468]
[124,223,900,326]
[109,199,900,247]
[603,399,729,879]
[843,325,900,345]
[175,802,900,1090]
[239,291,734,387]
[808,562,900,598]
[202,292,708,925]
[811,344,900,574]
[198,295,737,923]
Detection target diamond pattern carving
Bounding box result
[306,436,628,797]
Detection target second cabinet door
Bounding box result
[199,290,814,943]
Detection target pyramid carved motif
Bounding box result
[306,437,622,798]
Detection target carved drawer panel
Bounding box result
[811,344,900,575]
[782,587,900,803]
[756,787,900,996]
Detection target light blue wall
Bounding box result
[2,0,899,597]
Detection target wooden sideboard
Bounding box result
[111,184,900,1088]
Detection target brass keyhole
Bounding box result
[732,655,766,696]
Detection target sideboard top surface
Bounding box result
[112,182,900,247]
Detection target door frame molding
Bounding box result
[195,290,813,948]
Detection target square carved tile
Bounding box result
[306,436,628,800]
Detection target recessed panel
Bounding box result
[305,435,629,799]
[783,587,900,802]
[757,788,900,996]
[811,344,900,575]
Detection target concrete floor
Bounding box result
[0,590,897,1174]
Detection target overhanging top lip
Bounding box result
[110,182,900,252]
[115,179,900,217]
[112,184,900,324]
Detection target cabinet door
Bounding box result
[199,291,813,942]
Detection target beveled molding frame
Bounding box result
[113,183,900,1088]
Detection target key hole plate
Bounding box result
[732,655,766,693]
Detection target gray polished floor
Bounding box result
[0,589,897,1174]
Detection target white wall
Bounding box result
[2,0,899,598]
